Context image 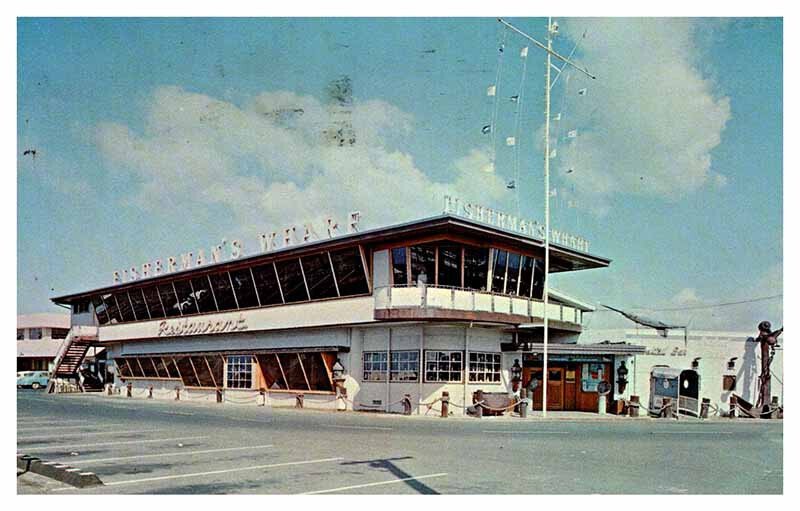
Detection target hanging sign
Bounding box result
[112,211,362,285]
[442,195,589,252]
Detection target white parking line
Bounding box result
[18,423,125,432]
[20,435,207,453]
[650,431,734,435]
[18,429,160,442]
[57,444,274,465]
[482,430,569,434]
[52,457,344,490]
[322,424,393,431]
[162,411,195,416]
[302,472,448,494]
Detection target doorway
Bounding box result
[523,366,565,411]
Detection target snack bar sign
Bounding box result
[112,211,362,285]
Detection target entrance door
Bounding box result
[524,366,565,411]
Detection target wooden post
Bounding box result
[175,386,181,401]
[475,389,484,418]
[729,395,737,419]
[519,388,528,419]
[629,395,640,417]
[700,398,710,419]
[148,385,153,399]
[296,394,304,408]
[216,388,223,403]
[402,394,412,415]
[441,391,449,418]
[770,396,779,419]
[126,382,132,398]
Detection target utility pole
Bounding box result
[498,17,596,418]
[755,321,782,413]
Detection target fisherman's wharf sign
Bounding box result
[112,211,362,285]
[157,313,248,337]
[442,195,590,253]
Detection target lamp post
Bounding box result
[498,17,596,418]
[616,360,629,394]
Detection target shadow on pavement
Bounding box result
[341,456,439,495]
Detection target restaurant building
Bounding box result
[51,211,645,414]
[17,313,70,372]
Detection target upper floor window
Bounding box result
[16,329,24,340]
[51,328,69,340]
[29,328,42,340]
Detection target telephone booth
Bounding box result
[649,366,701,417]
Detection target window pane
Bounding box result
[131,358,146,377]
[230,268,260,308]
[491,250,508,293]
[209,272,238,311]
[437,245,461,288]
[391,247,408,285]
[92,296,110,325]
[117,359,132,378]
[52,328,70,339]
[102,294,123,323]
[29,328,43,340]
[114,292,136,322]
[410,244,436,285]
[275,259,309,303]
[506,252,521,295]
[16,329,24,340]
[173,280,198,315]
[153,357,167,377]
[301,254,339,299]
[163,357,181,379]
[140,358,158,377]
[330,247,369,296]
[142,286,166,318]
[299,352,333,391]
[519,256,534,298]
[129,289,150,320]
[257,354,287,389]
[176,356,200,386]
[532,258,545,300]
[464,247,489,291]
[251,263,283,306]
[226,355,253,389]
[158,285,181,317]
[277,353,309,390]
[191,276,217,313]
[192,356,215,387]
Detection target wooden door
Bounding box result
[523,367,543,408]
[547,367,565,410]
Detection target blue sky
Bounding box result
[17,17,783,331]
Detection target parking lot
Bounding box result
[17,390,783,494]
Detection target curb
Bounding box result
[17,454,104,488]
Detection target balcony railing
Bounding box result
[374,285,582,325]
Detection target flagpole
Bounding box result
[542,16,552,419]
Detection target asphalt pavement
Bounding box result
[16,390,783,494]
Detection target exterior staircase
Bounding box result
[46,326,99,393]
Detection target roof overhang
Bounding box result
[503,341,646,356]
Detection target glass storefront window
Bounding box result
[505,252,521,295]
[390,351,420,382]
[532,258,545,299]
[129,289,150,320]
[209,272,238,311]
[226,355,253,389]
[102,294,124,323]
[158,285,181,317]
[518,256,534,298]
[114,292,136,322]
[437,245,461,288]
[410,244,436,285]
[330,247,369,296]
[191,276,217,313]
[275,259,309,303]
[363,351,388,382]
[251,263,283,306]
[424,350,463,382]
[230,268,260,308]
[468,352,502,383]
[391,247,408,285]
[173,280,199,315]
[491,250,508,293]
[463,246,489,291]
[142,286,166,318]
[301,253,339,300]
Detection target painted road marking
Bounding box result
[19,435,207,452]
[322,424,393,431]
[162,411,195,416]
[482,430,569,434]
[18,429,160,442]
[52,457,344,490]
[18,423,125,432]
[650,431,734,435]
[57,444,274,465]
[302,472,448,494]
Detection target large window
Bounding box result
[29,328,42,340]
[158,285,181,317]
[230,269,260,308]
[463,246,489,291]
[255,352,334,392]
[191,276,217,313]
[301,253,338,299]
[505,252,521,295]
[103,293,123,323]
[491,250,508,293]
[330,247,369,295]
[532,258,545,299]
[391,247,408,285]
[129,289,151,320]
[390,351,420,382]
[363,351,388,382]
[518,256,534,298]
[114,292,136,322]
[51,328,69,340]
[410,244,436,285]
[424,350,463,383]
[251,263,283,306]
[437,245,461,288]
[16,329,24,340]
[226,355,253,389]
[209,272,238,311]
[275,259,309,303]
[92,295,110,324]
[173,280,199,315]
[468,352,502,383]
[142,286,166,319]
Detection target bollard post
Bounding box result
[441,391,449,418]
[770,396,779,419]
[126,382,132,398]
[175,386,181,401]
[402,394,412,416]
[729,395,737,419]
[296,394,304,409]
[107,383,113,396]
[629,395,640,417]
[337,387,347,411]
[700,398,710,419]
[148,385,153,399]
[259,388,266,407]
[216,388,223,403]
[519,388,528,419]
[475,389,484,418]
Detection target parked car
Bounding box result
[17,371,50,390]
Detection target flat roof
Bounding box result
[52,214,611,305]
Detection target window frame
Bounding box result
[424,350,464,383]
[362,351,389,382]
[226,355,254,389]
[389,350,421,382]
[468,351,503,384]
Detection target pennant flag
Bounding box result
[506,137,516,146]
[578,88,587,96]
[487,85,496,97]
[520,46,529,58]
[567,129,578,138]
[552,113,561,121]
[507,180,516,189]
[510,95,519,103]
[482,124,492,134]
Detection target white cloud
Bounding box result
[94,86,512,239]
[552,18,732,215]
